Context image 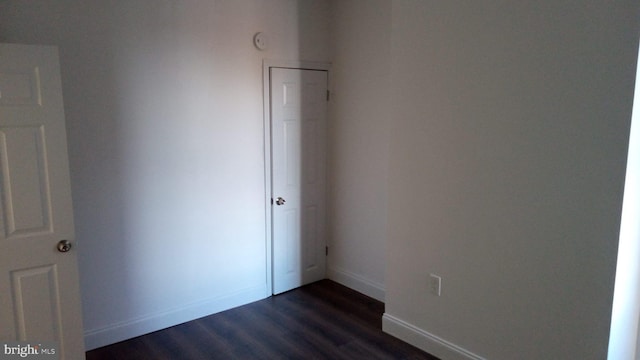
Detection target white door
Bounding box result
[271,68,328,295]
[0,44,85,359]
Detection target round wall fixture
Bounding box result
[254,32,268,51]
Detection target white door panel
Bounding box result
[271,68,327,295]
[0,44,85,359]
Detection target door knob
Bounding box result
[275,197,286,206]
[57,240,72,253]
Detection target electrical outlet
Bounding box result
[429,274,441,296]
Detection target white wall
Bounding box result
[384,1,640,359]
[609,43,640,359]
[326,0,391,301]
[0,0,330,350]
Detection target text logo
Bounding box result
[0,342,58,360]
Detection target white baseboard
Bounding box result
[327,266,385,302]
[382,313,486,360]
[84,284,267,351]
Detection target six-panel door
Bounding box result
[0,44,85,359]
[271,68,328,295]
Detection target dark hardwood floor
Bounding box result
[86,280,439,359]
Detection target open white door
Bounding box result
[271,67,328,295]
[0,44,85,359]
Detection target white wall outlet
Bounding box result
[429,274,441,296]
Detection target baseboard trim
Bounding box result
[327,266,385,302]
[382,313,486,360]
[84,284,267,351]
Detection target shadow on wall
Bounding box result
[70,0,279,342]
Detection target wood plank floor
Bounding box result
[86,280,439,359]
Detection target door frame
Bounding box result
[262,59,331,296]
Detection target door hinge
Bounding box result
[325,246,328,256]
[326,90,330,102]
